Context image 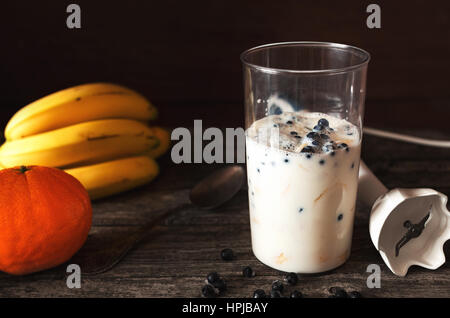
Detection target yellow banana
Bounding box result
[0,119,159,168]
[64,156,159,200]
[5,82,158,140]
[145,126,171,158]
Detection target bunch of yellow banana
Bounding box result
[0,83,171,200]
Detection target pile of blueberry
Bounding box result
[201,248,363,298]
[201,248,234,297]
[297,118,349,157]
[253,273,303,298]
[328,286,362,298]
[202,272,227,298]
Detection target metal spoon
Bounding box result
[74,165,245,275]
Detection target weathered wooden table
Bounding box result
[0,131,449,298]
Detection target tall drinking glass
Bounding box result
[241,42,370,273]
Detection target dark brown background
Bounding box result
[2,0,450,131]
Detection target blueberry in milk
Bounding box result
[313,124,324,132]
[318,118,329,127]
[301,146,315,153]
[306,132,319,139]
[245,111,361,273]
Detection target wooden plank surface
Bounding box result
[0,131,449,298]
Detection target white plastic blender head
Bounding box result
[358,161,450,277]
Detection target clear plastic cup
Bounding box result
[241,42,370,273]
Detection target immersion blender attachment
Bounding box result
[358,161,450,276]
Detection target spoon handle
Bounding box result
[80,202,192,275]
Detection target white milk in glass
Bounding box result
[246,111,361,273]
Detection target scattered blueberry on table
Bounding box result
[205,272,227,294]
[253,289,266,298]
[220,248,234,261]
[201,284,217,298]
[348,291,362,298]
[284,272,298,285]
[290,290,303,298]
[213,278,227,293]
[329,286,348,298]
[243,266,255,278]
[203,248,365,298]
[270,290,282,298]
[272,280,284,293]
[207,272,220,285]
